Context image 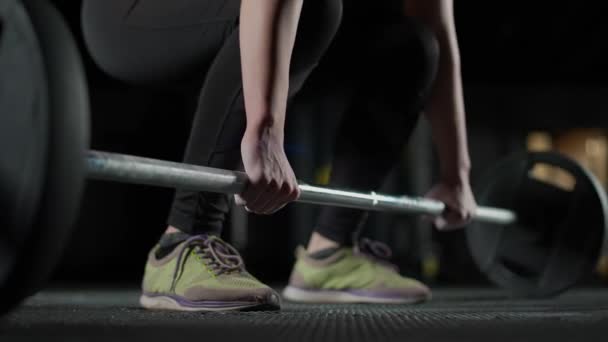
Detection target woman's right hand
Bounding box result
[235,124,300,214]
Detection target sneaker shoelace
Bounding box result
[354,238,399,272]
[170,235,244,291]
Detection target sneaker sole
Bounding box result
[140,294,277,312]
[282,286,429,304]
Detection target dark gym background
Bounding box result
[47,0,608,289]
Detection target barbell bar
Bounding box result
[86,151,517,225]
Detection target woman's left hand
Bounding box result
[424,181,477,230]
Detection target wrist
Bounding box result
[440,165,471,186]
[244,116,284,142]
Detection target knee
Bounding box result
[406,18,440,91]
[313,0,344,40]
[303,0,343,43]
[371,17,440,114]
[380,17,439,85]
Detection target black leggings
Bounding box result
[82,0,439,246]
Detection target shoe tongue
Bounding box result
[155,232,191,259]
[308,247,342,260]
[356,238,393,260]
[160,232,191,247]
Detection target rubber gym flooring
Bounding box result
[1,287,608,341]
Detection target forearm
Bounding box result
[424,27,471,184]
[239,0,303,140]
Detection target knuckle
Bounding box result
[253,174,271,186]
[250,177,264,186]
[285,183,296,195]
[288,191,299,202]
[269,179,281,191]
[282,182,293,193]
[282,188,293,200]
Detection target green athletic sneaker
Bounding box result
[283,238,431,304]
[140,235,280,311]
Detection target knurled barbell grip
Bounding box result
[85,150,516,225]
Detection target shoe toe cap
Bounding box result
[184,286,281,307]
[373,279,432,302]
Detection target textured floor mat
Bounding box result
[2,288,608,341]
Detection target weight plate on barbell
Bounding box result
[467,151,608,298]
[0,0,49,315]
[0,0,89,315]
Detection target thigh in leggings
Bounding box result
[82,0,241,85]
[83,0,344,235]
[313,16,440,245]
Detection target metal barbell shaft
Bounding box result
[86,151,517,225]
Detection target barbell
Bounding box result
[86,151,516,224]
[1,0,607,315]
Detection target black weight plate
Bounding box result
[0,0,89,315]
[0,0,49,315]
[467,152,608,298]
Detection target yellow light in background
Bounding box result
[527,131,553,152]
[586,138,604,156]
[314,164,332,185]
[529,164,576,191]
[555,129,607,187]
[527,131,556,184]
[422,256,440,281]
